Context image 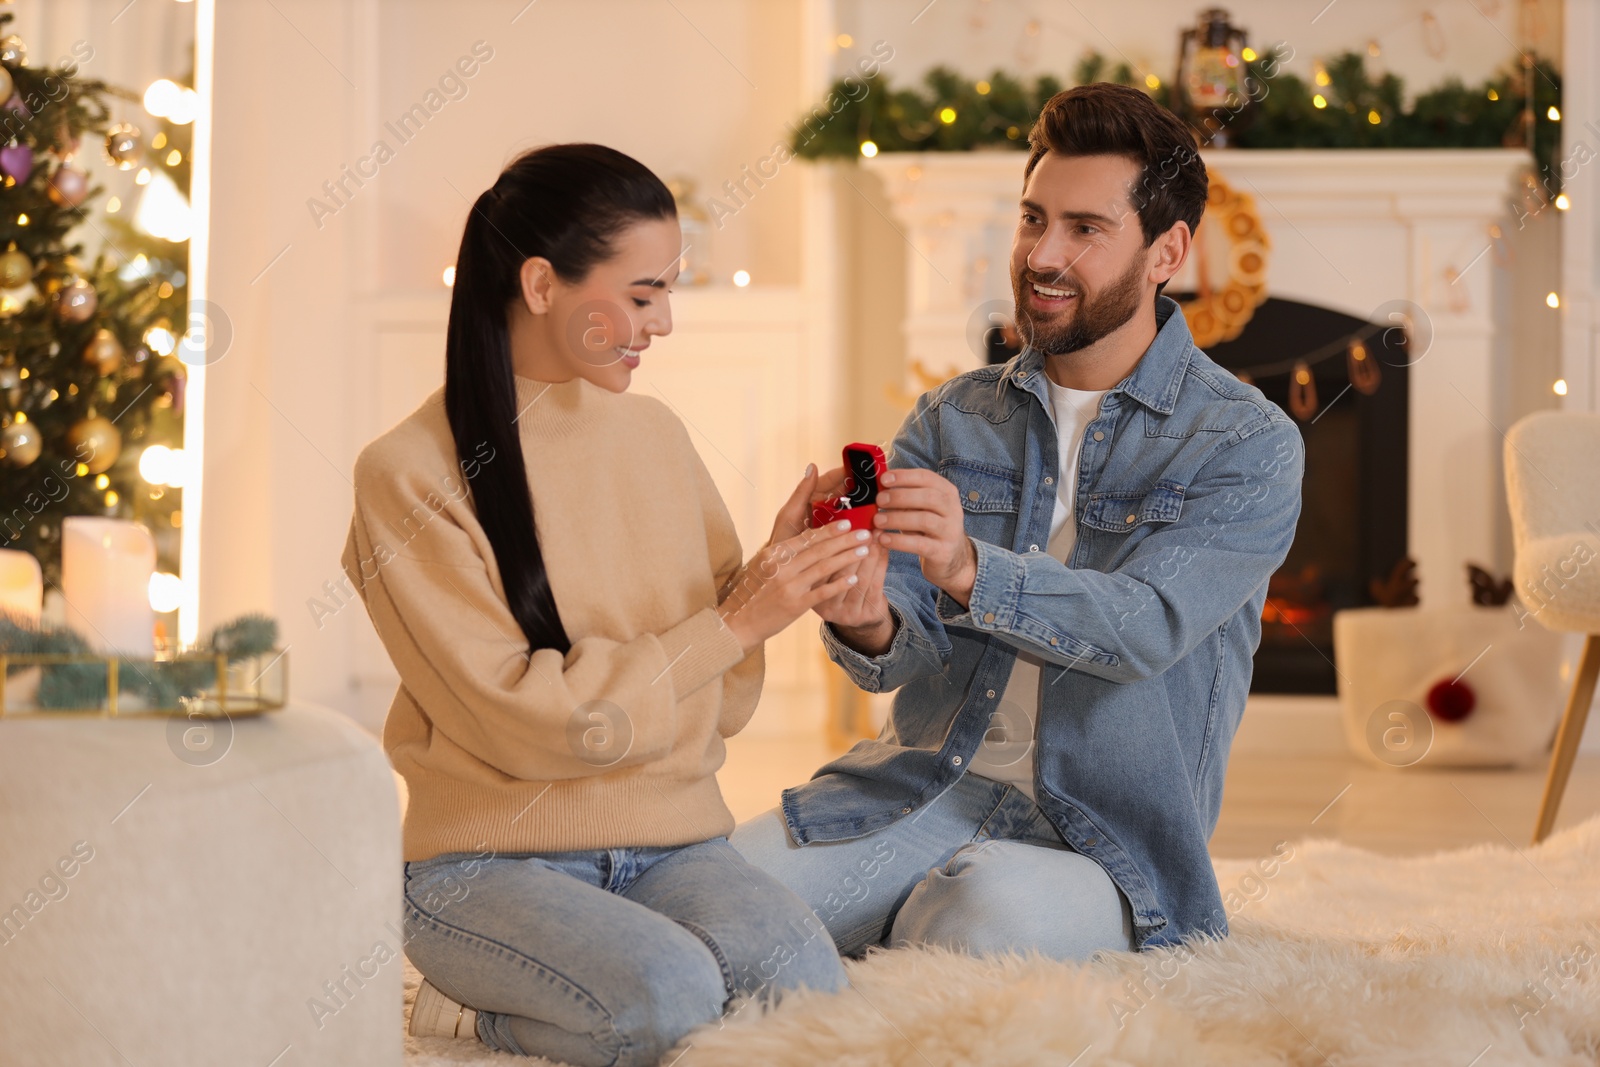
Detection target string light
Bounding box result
[1546,292,1561,309]
[442,264,455,286]
[1313,94,1328,109]
[859,140,878,158]
[1144,74,1160,89]
[732,270,751,287]
[1241,47,1257,62]
[938,107,957,124]
[1368,110,1382,125]
[1553,378,1569,396]
[1555,194,1571,210]
[976,80,991,95]
[1547,106,1561,121]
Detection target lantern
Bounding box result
[1174,8,1254,147]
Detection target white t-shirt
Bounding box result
[966,376,1111,800]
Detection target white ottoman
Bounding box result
[0,701,401,1066]
[1334,605,1575,768]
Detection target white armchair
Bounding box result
[1504,410,1600,843]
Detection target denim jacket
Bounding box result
[785,295,1304,950]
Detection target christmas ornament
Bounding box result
[4,91,27,119]
[67,416,121,473]
[0,141,29,182]
[0,35,25,68]
[0,245,29,287]
[0,362,18,406]
[1425,677,1476,722]
[1,418,40,467]
[1179,174,1271,348]
[84,328,123,376]
[0,66,11,103]
[46,164,88,207]
[55,277,96,322]
[103,123,142,170]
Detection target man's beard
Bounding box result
[1011,250,1146,356]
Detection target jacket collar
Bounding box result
[1007,294,1194,416]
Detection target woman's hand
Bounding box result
[718,520,872,655]
[812,539,894,656]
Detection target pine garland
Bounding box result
[1,610,279,711]
[792,49,1562,188]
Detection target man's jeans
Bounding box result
[731,773,1135,960]
[401,836,847,1066]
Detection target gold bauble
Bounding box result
[103,123,143,170]
[0,68,12,104]
[67,416,120,473]
[1,418,40,467]
[84,327,123,376]
[0,35,26,69]
[0,246,31,288]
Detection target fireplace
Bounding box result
[1173,295,1411,694]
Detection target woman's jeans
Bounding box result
[730,772,1136,960]
[401,836,847,1066]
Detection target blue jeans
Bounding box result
[401,836,847,1065]
[730,772,1135,959]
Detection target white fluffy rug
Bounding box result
[403,817,1600,1065]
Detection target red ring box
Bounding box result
[809,443,887,531]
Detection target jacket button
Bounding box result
[900,807,912,815]
[1125,514,1136,524]
[983,612,995,623]
[1085,837,1098,846]
[1050,637,1059,646]
[952,755,963,766]
[1043,476,1054,485]
[986,689,996,698]
[1029,544,1039,552]
[1093,431,1105,441]
[968,490,980,501]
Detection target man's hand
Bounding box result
[873,468,979,608]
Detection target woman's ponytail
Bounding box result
[442,145,675,656]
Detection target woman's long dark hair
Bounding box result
[444,143,675,655]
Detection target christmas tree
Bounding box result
[0,10,190,606]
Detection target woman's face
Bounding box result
[514,214,681,393]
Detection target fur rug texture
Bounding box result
[403,815,1600,1066]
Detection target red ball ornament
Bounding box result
[1425,678,1476,722]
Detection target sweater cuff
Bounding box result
[658,607,747,700]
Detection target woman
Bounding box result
[340,143,861,1064]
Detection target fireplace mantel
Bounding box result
[860,147,1535,609]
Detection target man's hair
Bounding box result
[1025,83,1208,253]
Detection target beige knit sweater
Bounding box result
[341,372,762,861]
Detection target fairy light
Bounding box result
[1144,74,1160,89]
[938,107,957,124]
[1555,193,1571,211]
[1546,292,1561,309]
[1313,94,1327,109]
[1547,106,1561,121]
[442,264,455,286]
[732,270,751,287]
[1554,378,1569,396]
[1241,47,1257,62]
[1368,109,1382,125]
[859,140,878,158]
[975,80,991,95]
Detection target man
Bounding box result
[730,82,1304,957]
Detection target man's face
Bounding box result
[1010,152,1154,356]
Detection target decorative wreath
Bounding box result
[1179,171,1271,348]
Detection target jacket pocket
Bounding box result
[1080,479,1187,533]
[939,460,1021,546]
